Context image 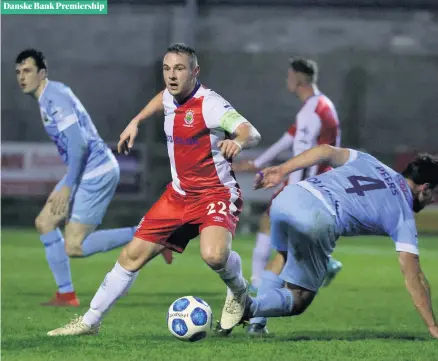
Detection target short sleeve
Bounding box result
[345,149,359,165]
[391,219,419,255]
[202,92,248,132]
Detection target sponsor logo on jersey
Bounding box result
[213,216,225,222]
[165,135,199,145]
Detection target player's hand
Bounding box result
[232,160,257,172]
[118,121,139,155]
[429,325,438,339]
[253,166,285,190]
[217,139,242,159]
[49,186,71,217]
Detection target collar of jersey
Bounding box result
[304,90,322,104]
[173,81,201,107]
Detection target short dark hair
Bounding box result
[289,57,318,83]
[165,43,198,68]
[402,153,438,188]
[16,49,47,71]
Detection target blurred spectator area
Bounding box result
[2,1,437,230]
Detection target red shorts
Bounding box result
[135,184,242,253]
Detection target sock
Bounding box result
[216,250,246,296]
[40,229,74,294]
[251,232,271,288]
[81,227,136,257]
[250,270,284,326]
[82,262,138,327]
[250,287,294,318]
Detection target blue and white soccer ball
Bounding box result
[167,296,213,342]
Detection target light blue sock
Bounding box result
[250,270,284,326]
[40,229,74,293]
[250,287,294,318]
[81,227,136,257]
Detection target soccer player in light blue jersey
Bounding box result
[15,49,173,307]
[223,144,438,339]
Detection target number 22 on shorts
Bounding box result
[206,201,228,216]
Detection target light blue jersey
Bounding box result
[299,150,418,254]
[38,80,119,224]
[270,149,418,291]
[38,80,117,180]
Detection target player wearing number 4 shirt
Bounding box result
[47,43,261,336]
[226,145,438,340]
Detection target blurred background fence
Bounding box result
[2,0,438,232]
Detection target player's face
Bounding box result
[163,52,199,99]
[286,69,299,93]
[15,58,45,95]
[413,185,436,213]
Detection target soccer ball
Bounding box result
[167,296,213,342]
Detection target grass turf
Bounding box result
[2,229,437,361]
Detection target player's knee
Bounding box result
[64,237,84,258]
[201,248,228,270]
[119,238,163,272]
[35,215,57,234]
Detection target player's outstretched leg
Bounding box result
[247,269,284,337]
[200,226,250,331]
[47,237,164,336]
[79,226,137,256]
[232,283,315,335]
[321,257,342,287]
[247,251,285,336]
[65,222,174,264]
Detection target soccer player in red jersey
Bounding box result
[47,43,261,336]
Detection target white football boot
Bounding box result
[220,280,250,330]
[47,316,100,336]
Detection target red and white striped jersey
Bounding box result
[163,83,246,203]
[288,92,341,184]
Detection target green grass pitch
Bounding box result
[2,229,437,361]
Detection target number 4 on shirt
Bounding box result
[345,176,386,196]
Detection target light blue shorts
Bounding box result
[55,167,120,225]
[270,184,340,292]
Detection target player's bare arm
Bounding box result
[254,145,350,189]
[398,251,438,339]
[133,90,164,124]
[118,90,164,154]
[233,132,294,172]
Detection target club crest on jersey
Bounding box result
[184,110,194,127]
